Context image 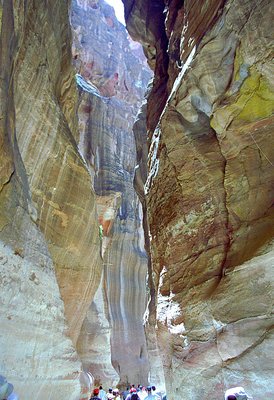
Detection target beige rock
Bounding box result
[12,0,102,345]
[124,0,274,398]
[0,242,82,399]
[0,1,101,398]
[72,0,151,386]
[77,276,120,388]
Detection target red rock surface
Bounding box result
[124,0,274,398]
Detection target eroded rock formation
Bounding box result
[0,1,101,398]
[125,0,274,399]
[1,0,153,395]
[2,0,273,397]
[71,0,152,386]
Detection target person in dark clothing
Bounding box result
[122,387,130,400]
[90,388,102,400]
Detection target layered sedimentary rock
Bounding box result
[125,0,274,399]
[133,102,166,391]
[0,1,102,398]
[71,0,152,387]
[13,1,102,346]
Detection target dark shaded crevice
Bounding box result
[133,102,156,323]
[0,169,15,194]
[218,156,232,279]
[123,0,170,136]
[0,1,32,213]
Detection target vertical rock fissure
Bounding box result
[211,131,232,280]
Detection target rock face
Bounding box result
[71,0,152,387]
[1,0,152,395]
[2,0,272,397]
[13,0,102,347]
[124,0,274,399]
[0,1,101,398]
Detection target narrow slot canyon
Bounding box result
[0,1,273,400]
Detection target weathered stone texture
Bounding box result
[71,0,152,387]
[13,1,102,346]
[0,0,102,398]
[124,0,274,398]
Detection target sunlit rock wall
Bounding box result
[133,101,166,392]
[12,0,102,347]
[71,0,152,386]
[0,1,102,398]
[124,0,274,399]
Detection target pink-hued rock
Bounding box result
[72,0,152,387]
[124,0,274,398]
[0,0,101,398]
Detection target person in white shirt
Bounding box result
[107,388,115,400]
[138,387,147,400]
[224,387,251,400]
[151,386,161,400]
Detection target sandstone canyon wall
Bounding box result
[1,0,152,398]
[124,0,274,399]
[0,1,101,398]
[70,0,152,387]
[1,0,273,398]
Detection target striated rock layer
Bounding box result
[1,0,153,395]
[13,0,102,346]
[125,0,274,399]
[0,0,102,398]
[71,0,152,387]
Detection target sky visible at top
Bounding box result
[105,0,126,25]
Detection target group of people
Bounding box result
[89,384,162,400]
[89,384,251,400]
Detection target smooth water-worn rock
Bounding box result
[0,1,101,398]
[71,0,152,387]
[13,1,102,346]
[123,0,274,398]
[1,0,152,395]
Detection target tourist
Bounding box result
[224,387,250,399]
[89,388,102,400]
[113,388,121,400]
[138,386,147,400]
[151,386,161,400]
[130,390,140,400]
[126,387,138,400]
[122,387,130,400]
[107,388,115,400]
[144,386,158,400]
[99,386,107,400]
[0,375,14,400]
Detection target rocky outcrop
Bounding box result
[124,0,274,399]
[0,1,102,398]
[71,0,152,387]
